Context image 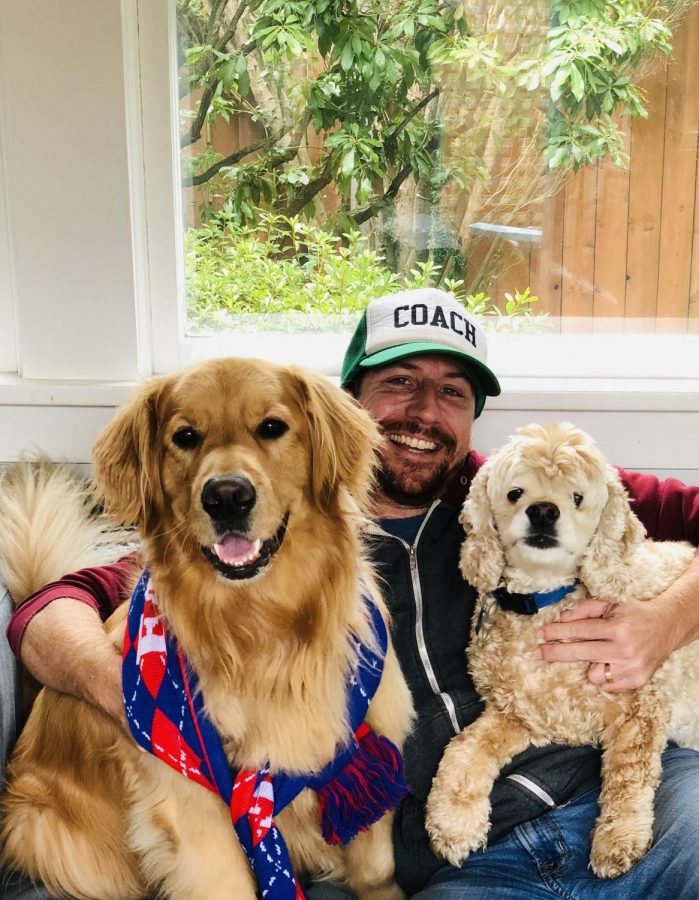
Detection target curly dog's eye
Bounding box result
[507,488,524,503]
[573,492,584,508]
[172,427,202,450]
[257,418,289,440]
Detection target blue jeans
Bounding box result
[308,747,699,899]
[414,747,699,899]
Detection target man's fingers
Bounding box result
[538,640,610,664]
[587,661,645,693]
[557,599,613,622]
[538,617,618,644]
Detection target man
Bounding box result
[4,288,699,898]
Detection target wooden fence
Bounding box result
[485,2,699,333]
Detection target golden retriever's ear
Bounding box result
[579,464,646,598]
[459,460,506,592]
[290,368,381,514]
[92,379,166,532]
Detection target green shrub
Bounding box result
[185,214,544,333]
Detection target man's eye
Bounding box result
[573,492,584,508]
[507,488,524,503]
[256,418,289,440]
[172,427,202,450]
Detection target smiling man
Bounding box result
[304,287,699,899]
[341,290,498,519]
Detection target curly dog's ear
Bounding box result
[578,464,646,599]
[290,368,381,515]
[92,378,167,533]
[459,459,506,592]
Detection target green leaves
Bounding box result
[541,0,674,169]
[184,213,542,332]
[178,0,687,250]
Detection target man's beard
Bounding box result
[377,420,459,509]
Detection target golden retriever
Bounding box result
[0,357,413,900]
[425,423,698,878]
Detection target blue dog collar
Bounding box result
[492,580,580,616]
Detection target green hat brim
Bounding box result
[354,342,500,417]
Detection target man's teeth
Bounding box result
[213,538,262,567]
[389,434,437,451]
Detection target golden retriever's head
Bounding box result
[92,357,380,585]
[460,423,645,594]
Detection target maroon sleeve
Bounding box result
[6,553,141,658]
[619,468,699,546]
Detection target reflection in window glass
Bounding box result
[176,0,699,340]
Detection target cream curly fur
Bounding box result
[425,423,698,879]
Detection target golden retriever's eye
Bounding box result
[507,488,524,503]
[172,426,202,450]
[256,418,289,440]
[573,492,584,508]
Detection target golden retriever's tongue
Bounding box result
[214,534,260,565]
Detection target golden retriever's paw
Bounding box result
[425,787,490,868]
[590,818,653,879]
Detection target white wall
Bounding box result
[0,1,697,484]
[0,1,141,382]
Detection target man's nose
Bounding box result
[405,384,441,420]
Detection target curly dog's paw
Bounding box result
[425,780,490,868]
[590,816,653,879]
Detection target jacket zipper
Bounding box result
[505,773,556,807]
[367,503,461,735]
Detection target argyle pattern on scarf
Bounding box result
[122,570,407,899]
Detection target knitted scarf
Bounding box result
[122,571,408,899]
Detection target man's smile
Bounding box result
[388,433,439,453]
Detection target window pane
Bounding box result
[175,0,699,345]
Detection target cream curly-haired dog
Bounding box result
[425,423,698,879]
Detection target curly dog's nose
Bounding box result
[526,502,559,526]
[201,476,256,521]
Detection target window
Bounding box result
[166,0,699,381]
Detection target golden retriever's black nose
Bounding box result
[201,476,256,521]
[526,502,559,526]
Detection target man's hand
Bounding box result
[20,597,126,729]
[537,554,699,693]
[537,598,675,692]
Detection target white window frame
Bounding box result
[137,1,699,384]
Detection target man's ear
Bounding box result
[578,464,646,598]
[459,459,506,592]
[92,378,167,533]
[289,367,381,515]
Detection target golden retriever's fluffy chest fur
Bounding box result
[199,637,355,773]
[469,591,616,744]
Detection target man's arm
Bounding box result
[19,598,126,724]
[7,556,138,725]
[539,469,699,691]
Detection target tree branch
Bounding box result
[385,88,439,151]
[183,126,289,186]
[351,133,440,226]
[351,165,415,225]
[181,78,218,147]
[281,171,333,217]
